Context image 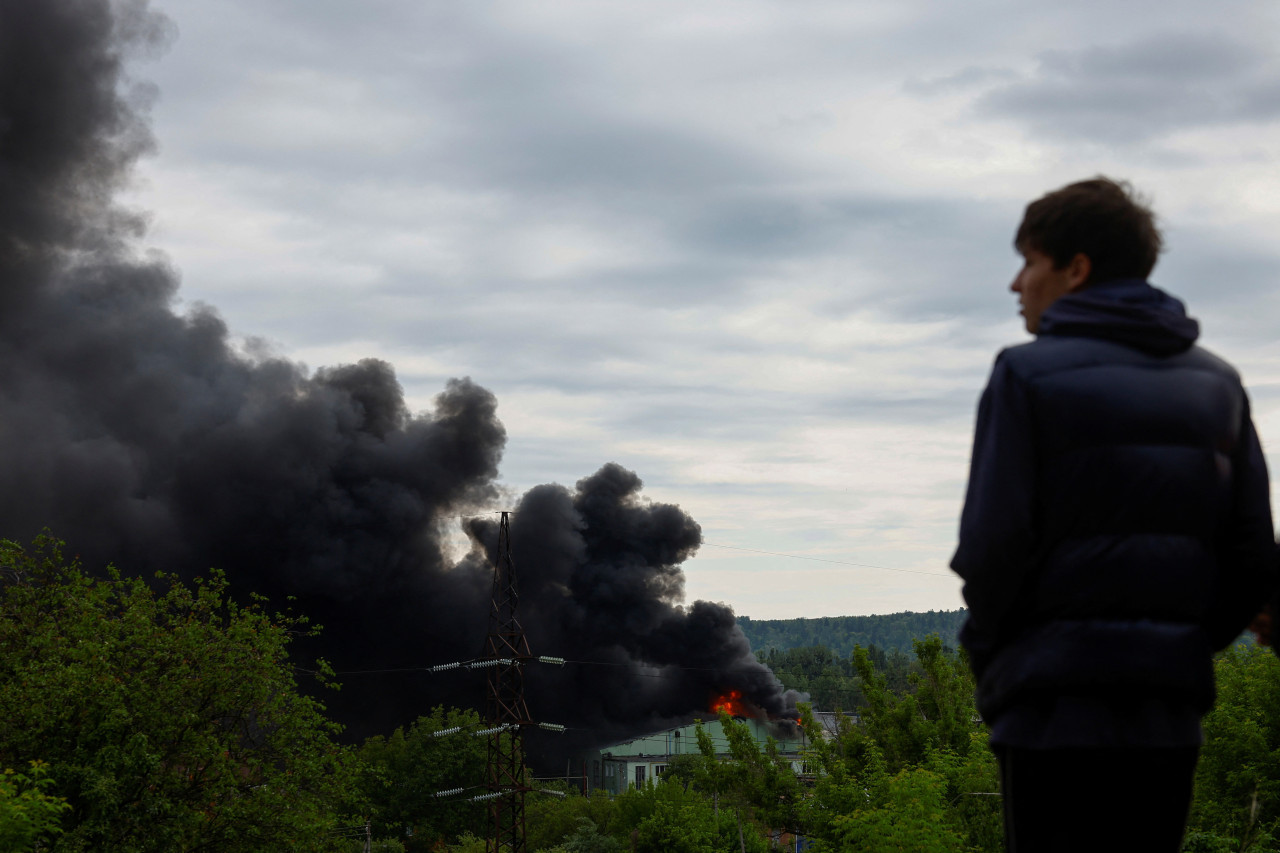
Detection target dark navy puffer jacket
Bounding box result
[952,279,1276,732]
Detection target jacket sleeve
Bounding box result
[1204,392,1278,650]
[951,352,1038,672]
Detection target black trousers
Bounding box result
[995,745,1199,853]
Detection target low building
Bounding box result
[571,712,854,795]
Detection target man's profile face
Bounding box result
[1010,248,1079,334]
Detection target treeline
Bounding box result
[758,643,914,711]
[737,610,968,657]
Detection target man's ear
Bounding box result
[1065,253,1091,291]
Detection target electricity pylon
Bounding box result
[483,512,531,853]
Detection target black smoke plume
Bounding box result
[0,0,797,761]
[461,465,802,760]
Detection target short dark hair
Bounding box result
[1015,177,1162,284]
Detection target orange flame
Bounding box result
[711,689,748,716]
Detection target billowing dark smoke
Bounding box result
[462,465,802,760]
[0,0,796,761]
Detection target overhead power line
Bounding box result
[310,657,878,679]
[309,657,744,678]
[304,656,565,677]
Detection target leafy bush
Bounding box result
[0,535,359,852]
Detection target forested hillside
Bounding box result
[737,610,967,656]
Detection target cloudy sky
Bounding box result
[120,0,1280,619]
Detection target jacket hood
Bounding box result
[1038,278,1199,356]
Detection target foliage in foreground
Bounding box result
[358,706,489,849]
[0,761,71,852]
[0,535,359,852]
[1187,644,1280,852]
[795,637,1000,852]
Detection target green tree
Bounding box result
[560,816,623,853]
[657,753,710,792]
[0,535,359,852]
[908,637,980,759]
[353,840,407,853]
[701,713,802,835]
[525,787,618,853]
[759,646,864,711]
[830,762,965,853]
[614,778,765,853]
[0,761,71,851]
[1187,644,1280,851]
[446,831,487,852]
[632,794,718,853]
[852,636,979,771]
[796,707,870,847]
[921,739,1002,852]
[358,707,488,848]
[795,638,998,852]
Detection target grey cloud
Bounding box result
[905,65,1019,96]
[975,33,1280,144]
[1042,34,1252,81]
[205,185,1014,364]
[153,0,772,198]
[816,389,986,426]
[1157,228,1280,342]
[142,0,1031,365]
[1245,382,1280,406]
[815,194,1019,321]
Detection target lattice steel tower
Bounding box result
[484,512,531,853]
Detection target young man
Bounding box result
[951,178,1276,851]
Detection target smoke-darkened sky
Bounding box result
[78,0,1280,618]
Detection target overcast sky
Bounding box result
[120,0,1280,619]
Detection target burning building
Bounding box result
[0,0,801,769]
[578,716,809,795]
[570,708,855,795]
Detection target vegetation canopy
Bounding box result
[0,535,359,852]
[8,533,1279,853]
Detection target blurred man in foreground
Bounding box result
[952,177,1276,852]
